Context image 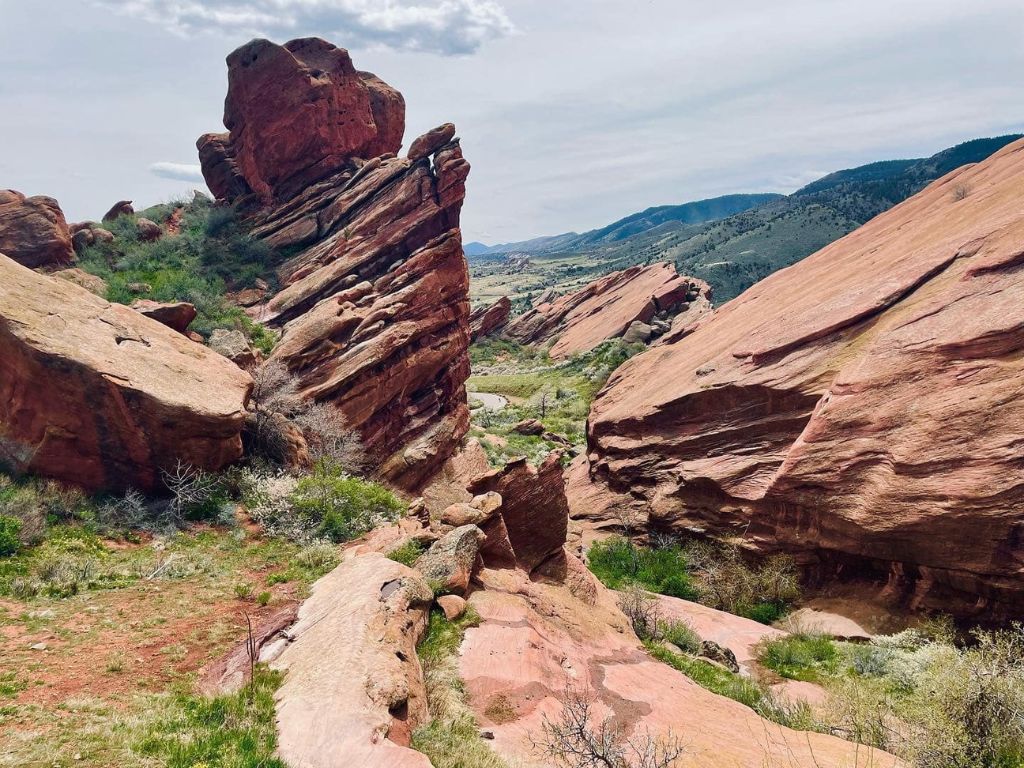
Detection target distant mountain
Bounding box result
[470,135,1022,307]
[463,241,492,257]
[478,193,780,257]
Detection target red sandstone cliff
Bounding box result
[198,38,472,490]
[580,138,1024,618]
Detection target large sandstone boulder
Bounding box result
[469,296,511,341]
[271,553,434,768]
[0,190,74,268]
[468,453,569,572]
[583,137,1024,618]
[0,255,252,491]
[504,262,710,358]
[199,38,471,492]
[199,37,405,204]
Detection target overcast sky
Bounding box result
[1,0,1021,243]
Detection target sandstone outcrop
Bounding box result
[467,453,569,573]
[0,255,251,491]
[505,262,711,357]
[271,552,434,768]
[582,138,1024,618]
[469,296,511,341]
[102,200,133,222]
[0,190,74,268]
[460,567,896,768]
[416,524,485,594]
[130,299,196,334]
[198,38,472,491]
[200,37,404,204]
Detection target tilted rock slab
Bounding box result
[583,138,1024,618]
[467,453,569,573]
[199,37,472,491]
[505,262,710,358]
[0,255,251,491]
[271,552,434,768]
[0,189,74,268]
[469,295,511,341]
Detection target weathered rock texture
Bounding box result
[0,255,251,491]
[467,453,569,573]
[469,296,511,341]
[271,552,434,768]
[460,567,897,768]
[505,262,710,357]
[583,138,1024,618]
[199,37,404,204]
[199,37,471,491]
[0,190,74,268]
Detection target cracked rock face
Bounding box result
[0,255,252,491]
[581,138,1024,618]
[199,37,471,491]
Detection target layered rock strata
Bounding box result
[198,37,472,490]
[505,262,711,357]
[581,138,1024,618]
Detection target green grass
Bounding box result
[77,197,280,343]
[413,606,509,768]
[758,634,840,683]
[468,339,643,467]
[647,642,816,731]
[132,666,286,768]
[417,606,482,664]
[387,539,426,568]
[586,536,697,599]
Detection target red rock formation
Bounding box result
[130,299,197,334]
[582,138,1024,618]
[0,190,74,268]
[505,262,710,358]
[102,200,134,222]
[469,296,511,341]
[467,453,569,572]
[200,38,405,205]
[198,38,471,491]
[0,255,252,492]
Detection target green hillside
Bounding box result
[470,135,1022,308]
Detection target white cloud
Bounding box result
[149,161,205,182]
[97,0,516,55]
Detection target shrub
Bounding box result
[758,633,839,682]
[687,543,799,622]
[587,536,697,599]
[387,539,426,568]
[0,515,21,556]
[658,619,701,655]
[288,461,402,543]
[294,541,339,573]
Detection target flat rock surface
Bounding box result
[271,552,434,768]
[460,568,898,768]
[653,594,785,673]
[584,138,1024,618]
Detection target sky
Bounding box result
[0,0,1022,244]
